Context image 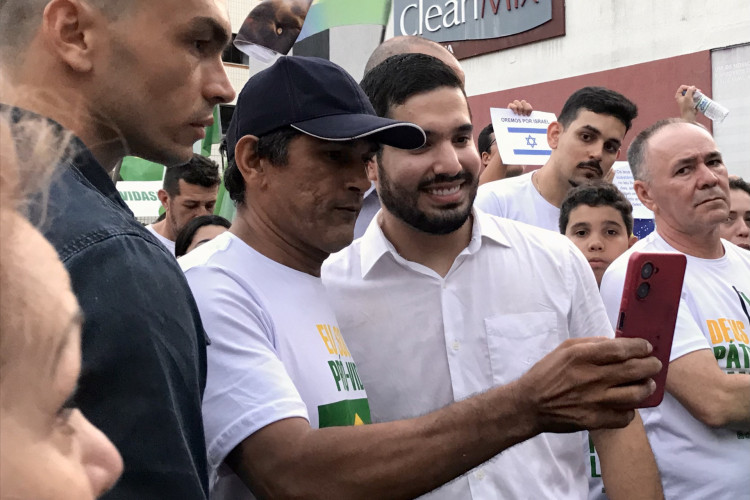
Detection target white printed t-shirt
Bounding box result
[600,231,750,500]
[322,209,612,500]
[474,171,560,232]
[146,224,176,255]
[181,232,370,500]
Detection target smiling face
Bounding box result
[91,0,235,165]
[720,187,750,250]
[548,110,626,188]
[0,213,123,500]
[635,123,729,239]
[374,86,481,235]
[565,204,634,285]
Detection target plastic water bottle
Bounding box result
[692,90,730,123]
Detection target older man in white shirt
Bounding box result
[323,53,663,500]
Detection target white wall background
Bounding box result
[392,0,750,97]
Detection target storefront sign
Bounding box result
[394,0,564,60]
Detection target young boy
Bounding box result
[559,181,638,286]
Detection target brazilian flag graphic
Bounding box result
[318,398,371,428]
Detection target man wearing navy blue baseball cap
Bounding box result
[180,56,656,500]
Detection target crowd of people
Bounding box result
[0,1,748,499]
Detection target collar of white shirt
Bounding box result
[359,208,511,279]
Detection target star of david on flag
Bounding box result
[489,108,557,165]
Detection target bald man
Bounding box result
[364,35,465,85]
[353,36,465,238]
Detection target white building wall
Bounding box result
[387,0,750,97]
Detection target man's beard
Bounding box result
[377,161,477,235]
[569,160,604,187]
[167,209,182,240]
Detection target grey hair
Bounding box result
[627,118,690,182]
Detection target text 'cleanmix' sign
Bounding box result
[394,0,552,43]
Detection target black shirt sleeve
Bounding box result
[64,234,209,500]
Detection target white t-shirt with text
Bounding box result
[600,231,750,500]
[181,232,370,499]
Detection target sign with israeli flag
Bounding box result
[490,108,556,166]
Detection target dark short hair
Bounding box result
[627,118,688,181]
[163,154,220,196]
[223,126,301,205]
[559,181,633,235]
[478,123,494,154]
[729,177,750,197]
[361,53,465,120]
[174,214,231,257]
[558,86,638,133]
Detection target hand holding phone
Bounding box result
[615,252,687,407]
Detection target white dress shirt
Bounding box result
[323,209,613,500]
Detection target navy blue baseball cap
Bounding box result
[225,56,426,162]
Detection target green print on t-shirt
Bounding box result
[318,398,371,428]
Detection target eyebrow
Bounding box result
[705,151,723,163]
[423,123,474,139]
[673,152,717,170]
[602,219,626,228]
[580,125,622,146]
[49,309,84,378]
[188,16,232,50]
[580,124,601,136]
[569,221,591,231]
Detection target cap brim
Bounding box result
[290,114,426,150]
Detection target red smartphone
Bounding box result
[615,252,687,407]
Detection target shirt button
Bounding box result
[475,469,486,480]
[452,341,460,351]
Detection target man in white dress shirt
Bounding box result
[600,119,750,500]
[323,53,663,500]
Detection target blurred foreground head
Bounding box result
[0,115,123,499]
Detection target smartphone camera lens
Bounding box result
[636,282,650,299]
[641,262,654,279]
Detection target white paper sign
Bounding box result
[116,181,163,218]
[490,108,557,165]
[611,162,654,220]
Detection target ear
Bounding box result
[42,0,101,73]
[481,151,491,167]
[628,234,638,248]
[157,189,169,208]
[633,179,657,213]
[615,148,622,160]
[366,156,378,183]
[234,135,265,190]
[547,121,562,150]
